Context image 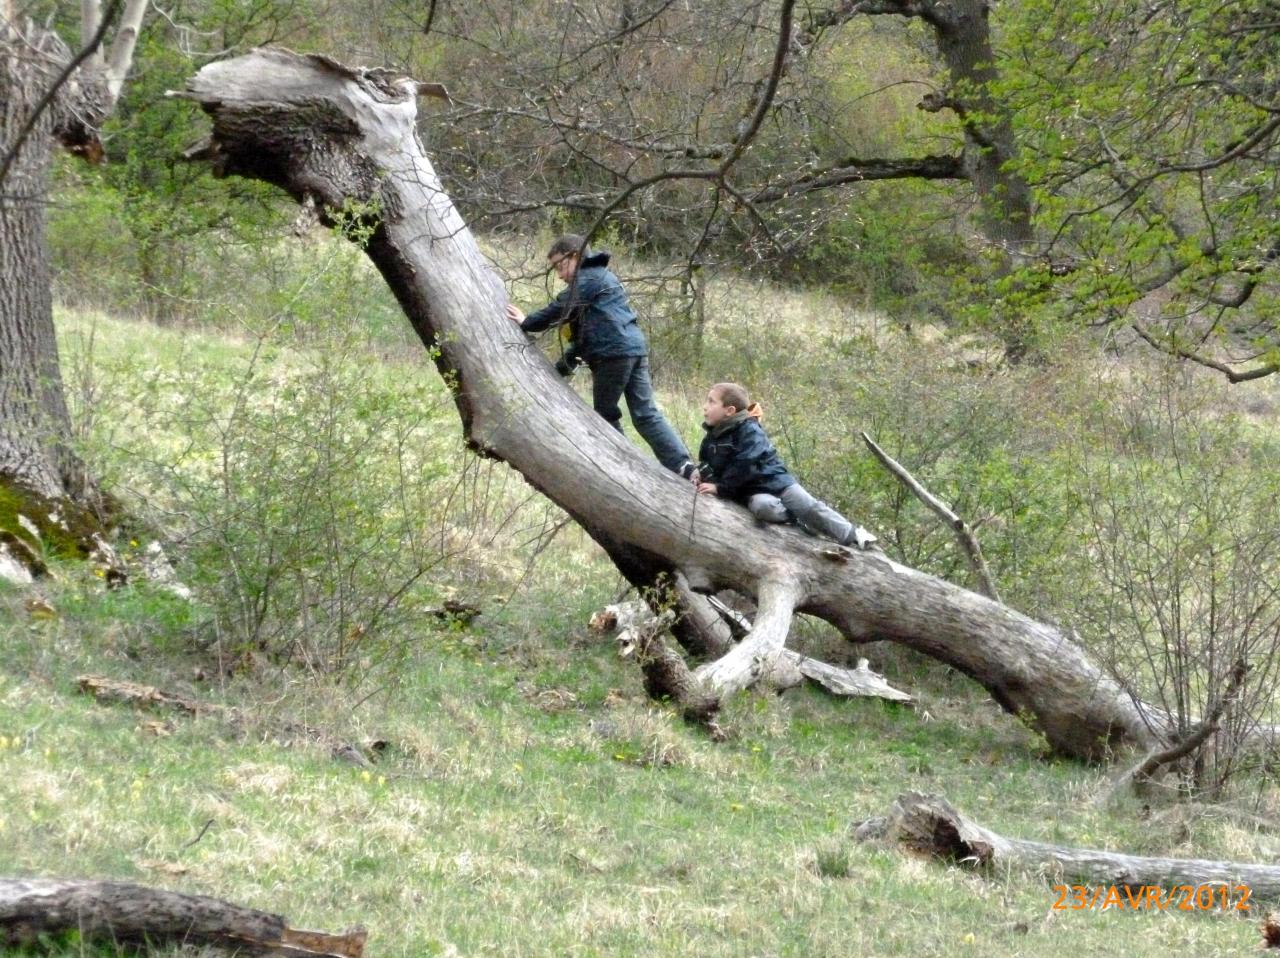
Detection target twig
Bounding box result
[180,818,215,851]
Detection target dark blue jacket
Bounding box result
[698,411,795,502]
[520,252,647,362]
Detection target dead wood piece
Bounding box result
[861,432,1000,602]
[78,674,214,716]
[857,792,1280,897]
[425,599,481,624]
[597,600,910,705]
[1264,913,1280,948]
[702,597,912,702]
[76,674,372,766]
[785,653,914,704]
[0,878,365,956]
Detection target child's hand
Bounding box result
[504,304,526,324]
[696,482,718,496]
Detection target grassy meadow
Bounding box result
[3,243,1280,956]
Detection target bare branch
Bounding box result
[1154,114,1280,174]
[1126,659,1248,789]
[79,0,103,69]
[694,578,801,696]
[1130,319,1279,383]
[754,154,964,201]
[579,0,798,249]
[103,0,150,103]
[862,431,1001,601]
[718,0,796,174]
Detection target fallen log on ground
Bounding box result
[855,791,1280,899]
[0,879,365,956]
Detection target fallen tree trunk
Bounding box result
[856,792,1280,900]
[0,879,365,956]
[174,48,1167,761]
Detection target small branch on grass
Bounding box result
[0,879,365,956]
[856,791,1280,899]
[861,432,1001,601]
[76,675,379,765]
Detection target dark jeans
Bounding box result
[589,355,690,472]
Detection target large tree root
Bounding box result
[856,792,1280,900]
[0,879,365,955]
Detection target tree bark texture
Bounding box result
[178,48,1161,761]
[856,792,1280,900]
[0,878,366,955]
[0,22,84,500]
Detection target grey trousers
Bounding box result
[748,484,877,548]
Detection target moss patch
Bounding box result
[0,476,107,569]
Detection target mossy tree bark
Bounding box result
[178,48,1166,761]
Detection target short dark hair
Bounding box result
[548,234,589,260]
[711,382,750,412]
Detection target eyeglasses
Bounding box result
[548,255,573,271]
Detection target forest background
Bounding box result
[1,0,1279,955]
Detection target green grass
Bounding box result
[0,563,1269,957]
[3,295,1278,956]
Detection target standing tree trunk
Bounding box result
[0,23,90,501]
[178,49,1168,761]
[0,2,146,507]
[924,0,1034,260]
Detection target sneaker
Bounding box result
[846,526,880,550]
[678,461,699,481]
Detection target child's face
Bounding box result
[547,251,578,284]
[703,389,735,426]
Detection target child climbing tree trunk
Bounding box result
[177,48,1175,762]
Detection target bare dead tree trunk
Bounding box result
[176,48,1167,762]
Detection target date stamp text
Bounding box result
[1051,883,1251,912]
